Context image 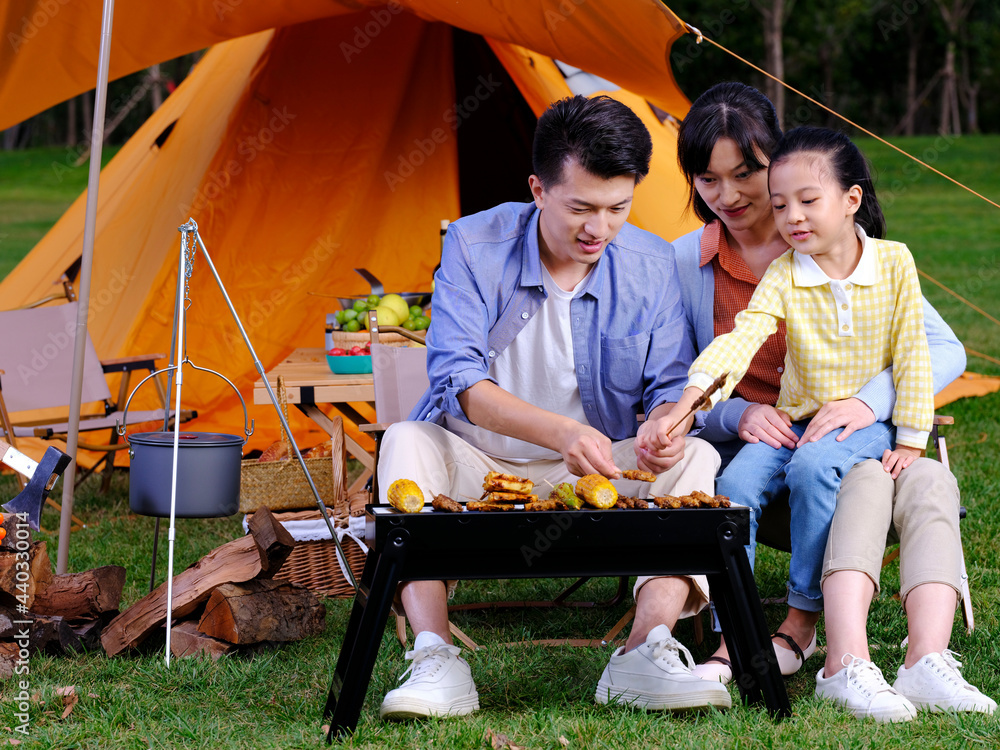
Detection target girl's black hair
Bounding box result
[676,82,782,224]
[533,95,653,188]
[769,126,887,239]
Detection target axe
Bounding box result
[1,438,73,530]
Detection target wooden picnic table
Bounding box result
[253,347,375,492]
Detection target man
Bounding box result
[376,94,729,720]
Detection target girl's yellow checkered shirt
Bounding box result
[688,228,933,449]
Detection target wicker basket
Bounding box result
[273,536,366,598]
[239,376,344,513]
[248,495,368,598]
[328,329,410,350]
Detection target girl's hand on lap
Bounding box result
[738,404,796,449]
[797,398,876,447]
[881,445,921,479]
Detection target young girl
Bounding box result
[656,125,934,681]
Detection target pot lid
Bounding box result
[128,431,244,447]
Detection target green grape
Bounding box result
[344,319,361,333]
[343,309,358,322]
[367,294,382,307]
[402,319,417,331]
[413,316,430,331]
[409,305,423,319]
[335,310,347,324]
[352,299,368,313]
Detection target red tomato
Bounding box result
[329,348,347,356]
[349,346,364,356]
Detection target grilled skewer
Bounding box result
[662,372,729,438]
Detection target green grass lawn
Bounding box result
[0,147,117,279]
[1,138,999,748]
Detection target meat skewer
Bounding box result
[661,372,729,438]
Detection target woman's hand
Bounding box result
[738,404,796,449]
[796,397,876,447]
[881,445,921,479]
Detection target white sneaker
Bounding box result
[894,650,997,714]
[815,654,916,722]
[379,631,480,720]
[595,624,731,711]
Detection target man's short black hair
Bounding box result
[532,95,653,188]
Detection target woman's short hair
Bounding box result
[677,82,782,224]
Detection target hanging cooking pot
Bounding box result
[117,361,254,518]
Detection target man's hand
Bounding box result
[557,422,621,478]
[796,397,876,447]
[460,381,621,477]
[881,445,921,479]
[738,404,796,450]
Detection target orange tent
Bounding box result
[0,1,702,456]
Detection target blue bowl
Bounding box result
[327,354,372,374]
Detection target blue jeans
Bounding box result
[716,419,895,612]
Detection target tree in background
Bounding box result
[935,0,975,136]
[752,0,793,127]
[1,52,200,151]
[668,0,1000,135]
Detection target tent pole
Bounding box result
[56,0,116,574]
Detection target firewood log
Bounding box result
[0,541,52,609]
[197,579,325,645]
[170,620,235,660]
[31,566,125,619]
[100,507,296,656]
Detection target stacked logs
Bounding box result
[0,513,124,678]
[100,507,326,661]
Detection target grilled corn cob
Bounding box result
[548,482,583,509]
[575,474,618,509]
[387,478,424,513]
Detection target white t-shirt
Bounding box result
[443,264,591,461]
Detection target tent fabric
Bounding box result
[935,371,1000,409]
[0,3,703,457]
[0,1,692,131]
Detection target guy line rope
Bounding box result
[682,23,1000,367]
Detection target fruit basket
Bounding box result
[328,329,411,350]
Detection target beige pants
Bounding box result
[822,458,963,605]
[378,421,721,618]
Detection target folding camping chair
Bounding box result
[0,302,195,497]
[361,313,631,649]
[755,414,975,633]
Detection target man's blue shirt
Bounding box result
[409,202,696,441]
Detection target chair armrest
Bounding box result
[359,423,392,433]
[101,354,166,373]
[933,415,954,425]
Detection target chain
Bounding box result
[181,227,197,311]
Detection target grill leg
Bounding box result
[324,529,408,741]
[709,521,790,718]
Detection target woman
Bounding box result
[671,82,966,685]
